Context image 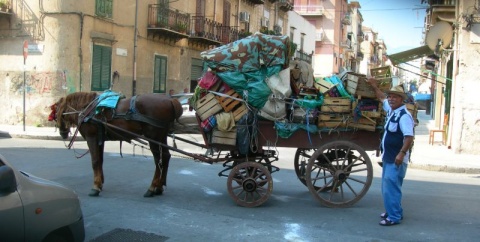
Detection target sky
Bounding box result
[358,0,427,54]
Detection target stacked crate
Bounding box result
[318,97,351,129]
[370,66,393,92]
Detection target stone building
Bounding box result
[0,0,300,126]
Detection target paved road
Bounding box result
[1,137,479,241]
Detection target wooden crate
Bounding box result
[232,103,248,121]
[361,111,382,119]
[348,117,376,132]
[216,89,243,112]
[321,97,351,113]
[370,66,392,79]
[345,74,376,98]
[314,78,336,94]
[292,108,316,124]
[196,93,223,121]
[318,114,347,128]
[211,128,237,146]
[406,103,418,119]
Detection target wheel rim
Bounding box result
[305,141,373,208]
[227,161,273,207]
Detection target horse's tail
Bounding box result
[171,98,183,121]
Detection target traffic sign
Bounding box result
[23,40,28,61]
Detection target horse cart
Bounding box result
[50,33,385,208]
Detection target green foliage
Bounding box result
[289,41,297,59]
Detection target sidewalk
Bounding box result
[1,110,479,174]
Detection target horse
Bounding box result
[50,91,183,197]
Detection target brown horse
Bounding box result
[50,92,183,197]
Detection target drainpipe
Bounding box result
[132,0,138,96]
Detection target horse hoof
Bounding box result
[144,188,163,197]
[143,190,155,197]
[89,189,100,197]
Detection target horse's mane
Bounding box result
[57,92,98,127]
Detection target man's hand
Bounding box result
[366,77,378,88]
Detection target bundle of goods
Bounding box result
[188,33,391,154]
[189,33,291,153]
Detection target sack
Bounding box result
[258,68,292,121]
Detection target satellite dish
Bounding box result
[426,21,453,52]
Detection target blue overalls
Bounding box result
[381,109,408,223]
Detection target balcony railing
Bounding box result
[189,16,223,46]
[356,52,364,60]
[294,50,313,64]
[279,0,294,11]
[217,25,240,44]
[294,5,324,16]
[147,5,190,40]
[247,0,265,4]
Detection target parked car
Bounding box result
[0,154,85,242]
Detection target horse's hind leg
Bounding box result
[144,141,165,197]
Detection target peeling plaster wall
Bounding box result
[452,0,480,154]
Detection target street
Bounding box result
[1,137,479,242]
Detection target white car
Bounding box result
[0,154,85,242]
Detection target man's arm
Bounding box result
[366,77,386,102]
[395,136,414,165]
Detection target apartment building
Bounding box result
[0,0,303,126]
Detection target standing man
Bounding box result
[368,78,415,226]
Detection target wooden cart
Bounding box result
[166,115,381,208]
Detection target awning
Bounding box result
[388,45,434,66]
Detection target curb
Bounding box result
[409,163,480,174]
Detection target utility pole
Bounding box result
[132,0,138,96]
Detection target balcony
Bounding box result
[294,50,313,64]
[189,16,222,46]
[147,5,190,41]
[341,39,351,49]
[0,0,12,18]
[357,31,364,42]
[356,52,364,61]
[294,5,324,16]
[217,25,240,45]
[247,0,265,4]
[342,14,351,25]
[279,0,294,11]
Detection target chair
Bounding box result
[429,114,448,145]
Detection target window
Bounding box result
[154,55,167,93]
[96,0,113,18]
[91,45,112,91]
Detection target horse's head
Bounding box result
[49,97,70,140]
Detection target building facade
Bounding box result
[0,0,298,126]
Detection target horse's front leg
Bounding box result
[87,138,105,197]
[144,142,169,197]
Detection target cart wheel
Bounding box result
[305,141,373,208]
[294,148,314,187]
[227,161,273,207]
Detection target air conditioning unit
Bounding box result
[240,12,250,23]
[261,18,269,28]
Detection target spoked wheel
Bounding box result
[305,141,373,208]
[294,148,314,187]
[227,161,273,207]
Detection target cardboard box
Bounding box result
[196,93,223,121]
[211,128,237,146]
[321,97,351,113]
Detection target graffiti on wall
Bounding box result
[10,70,70,95]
